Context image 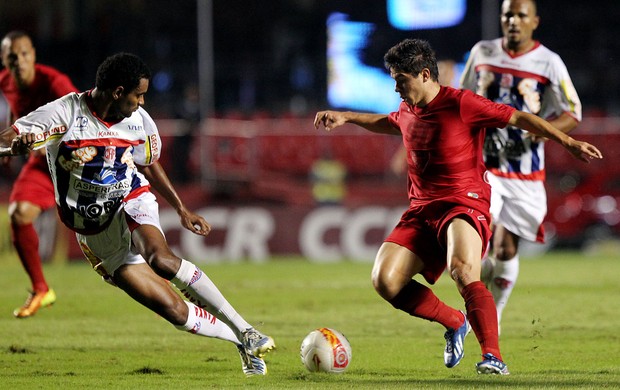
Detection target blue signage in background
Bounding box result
[326,1,468,113]
[387,0,467,30]
[326,13,401,113]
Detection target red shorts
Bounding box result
[384,198,492,285]
[9,154,56,209]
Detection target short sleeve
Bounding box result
[546,53,582,122]
[12,95,73,150]
[459,43,480,91]
[387,110,400,128]
[132,107,161,166]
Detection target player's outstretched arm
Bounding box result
[139,161,211,237]
[314,110,400,135]
[509,111,603,163]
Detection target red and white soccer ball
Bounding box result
[300,328,352,373]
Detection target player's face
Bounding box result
[114,78,149,119]
[1,36,36,87]
[501,0,539,52]
[390,69,427,107]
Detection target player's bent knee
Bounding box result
[8,202,41,225]
[371,270,403,301]
[449,262,479,287]
[148,254,182,280]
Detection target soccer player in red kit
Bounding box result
[0,31,79,318]
[314,38,602,375]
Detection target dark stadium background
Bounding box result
[1,0,618,116]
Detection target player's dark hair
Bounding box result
[384,39,439,81]
[95,52,151,92]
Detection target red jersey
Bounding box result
[0,63,78,121]
[1,63,78,173]
[388,86,515,207]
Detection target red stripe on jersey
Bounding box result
[474,64,550,84]
[63,138,143,148]
[488,168,546,181]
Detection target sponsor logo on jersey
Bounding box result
[149,134,160,156]
[93,168,118,185]
[33,125,67,142]
[75,116,89,130]
[73,179,130,194]
[98,130,119,137]
[68,198,121,220]
[127,124,143,131]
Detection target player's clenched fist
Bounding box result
[11,133,36,155]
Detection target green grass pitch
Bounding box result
[0,250,618,389]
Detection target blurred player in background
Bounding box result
[0,52,274,376]
[0,30,79,318]
[314,38,600,375]
[460,0,582,331]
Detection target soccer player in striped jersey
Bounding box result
[460,0,582,332]
[0,52,274,376]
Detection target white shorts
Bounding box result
[488,172,546,243]
[76,191,164,280]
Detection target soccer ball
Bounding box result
[300,328,352,373]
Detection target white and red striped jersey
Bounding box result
[12,91,161,234]
[460,38,581,180]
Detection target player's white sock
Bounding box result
[175,301,241,344]
[171,259,252,340]
[489,254,519,326]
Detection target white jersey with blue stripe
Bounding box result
[460,38,582,180]
[13,91,161,234]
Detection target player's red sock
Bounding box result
[11,223,48,292]
[389,280,464,330]
[462,281,502,360]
